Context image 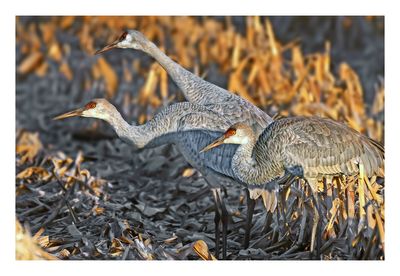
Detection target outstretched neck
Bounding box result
[144,42,207,103]
[106,111,152,149]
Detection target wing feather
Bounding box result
[176,112,238,179]
[257,116,384,179]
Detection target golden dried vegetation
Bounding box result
[16,16,384,260]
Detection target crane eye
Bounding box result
[85,101,97,109]
[225,128,236,137]
[119,31,128,42]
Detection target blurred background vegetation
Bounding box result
[16,16,384,139]
[16,16,384,260]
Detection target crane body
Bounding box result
[54,99,272,258]
[201,116,384,254]
[95,30,273,136]
[95,30,278,257]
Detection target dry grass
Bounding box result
[15,16,384,260]
[16,220,58,260]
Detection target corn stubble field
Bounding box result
[15,16,384,260]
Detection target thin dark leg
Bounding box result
[304,178,322,258]
[262,212,272,234]
[211,188,221,259]
[221,200,229,259]
[244,190,256,248]
[214,188,229,259]
[311,193,322,258]
[317,217,322,257]
[296,205,308,246]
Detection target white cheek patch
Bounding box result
[241,136,250,144]
[83,109,109,121]
[118,40,131,49]
[125,34,132,42]
[97,112,109,121]
[225,136,249,144]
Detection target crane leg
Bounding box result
[211,188,221,259]
[244,189,256,248]
[307,178,322,258]
[311,196,321,257]
[262,211,272,234]
[220,192,229,260]
[211,187,229,259]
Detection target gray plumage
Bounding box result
[95,30,278,208]
[97,30,273,135]
[54,97,256,259]
[215,116,384,191]
[201,116,384,252]
[57,99,241,188]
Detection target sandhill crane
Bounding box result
[54,98,271,259]
[200,117,384,254]
[95,30,272,135]
[95,30,276,252]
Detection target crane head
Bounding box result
[95,30,149,54]
[200,123,253,153]
[53,98,116,121]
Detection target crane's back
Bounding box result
[255,116,384,179]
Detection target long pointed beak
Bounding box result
[199,136,225,153]
[53,108,84,120]
[94,40,118,55]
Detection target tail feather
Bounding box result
[260,190,278,212]
[368,137,385,158]
[366,137,385,177]
[248,187,278,213]
[356,135,385,177]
